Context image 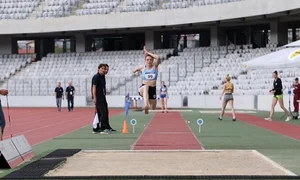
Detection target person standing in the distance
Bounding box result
[0,89,8,140]
[159,81,168,113]
[265,71,291,121]
[54,82,64,112]
[132,46,160,114]
[218,75,236,121]
[65,81,75,112]
[92,64,111,134]
[293,78,300,113]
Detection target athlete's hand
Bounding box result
[0,89,8,96]
[143,46,148,55]
[219,96,222,100]
[93,98,97,105]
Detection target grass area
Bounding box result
[182,111,300,175]
[0,111,155,178]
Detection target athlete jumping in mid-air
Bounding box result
[132,46,160,114]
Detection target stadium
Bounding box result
[1,0,300,179]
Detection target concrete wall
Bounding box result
[0,95,293,112]
[0,0,299,34]
[188,95,256,110]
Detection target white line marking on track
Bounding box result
[179,113,205,150]
[199,110,257,114]
[149,109,193,112]
[252,150,296,176]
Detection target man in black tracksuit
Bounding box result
[103,64,116,133]
[92,64,111,134]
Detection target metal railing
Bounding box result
[2,76,130,96]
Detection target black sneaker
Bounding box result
[109,129,117,133]
[233,118,236,122]
[100,129,111,134]
[218,117,222,121]
[92,128,100,134]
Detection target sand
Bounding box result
[45,150,295,176]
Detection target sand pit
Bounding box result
[46,150,295,176]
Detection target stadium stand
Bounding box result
[119,0,159,13]
[76,0,121,16]
[2,44,297,97]
[1,43,297,98]
[0,0,247,20]
[168,44,290,96]
[0,0,41,20]
[2,49,173,96]
[0,54,33,83]
[191,0,244,7]
[37,0,80,18]
[118,43,295,97]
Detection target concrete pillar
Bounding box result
[0,36,12,54]
[154,32,161,49]
[292,27,297,41]
[210,25,227,46]
[270,20,288,46]
[145,31,154,50]
[210,26,218,46]
[122,36,129,50]
[75,34,85,52]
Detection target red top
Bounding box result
[293,83,300,96]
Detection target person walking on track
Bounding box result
[54,82,64,112]
[65,81,75,112]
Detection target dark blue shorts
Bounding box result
[160,94,167,99]
[0,102,5,133]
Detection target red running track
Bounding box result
[232,113,300,141]
[2,108,123,146]
[132,112,203,150]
